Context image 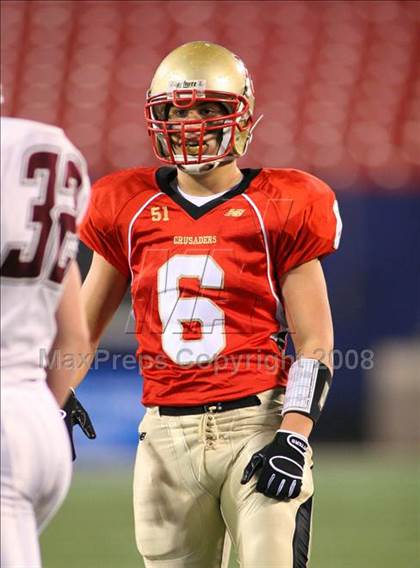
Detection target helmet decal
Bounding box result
[167,79,207,94]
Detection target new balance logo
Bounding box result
[225,208,246,217]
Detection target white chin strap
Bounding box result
[174,155,232,176]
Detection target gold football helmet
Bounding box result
[145,41,257,174]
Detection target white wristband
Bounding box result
[282,358,332,423]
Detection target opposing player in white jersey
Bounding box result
[1,116,91,567]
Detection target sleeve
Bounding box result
[79,183,130,279]
[73,155,91,227]
[277,188,342,276]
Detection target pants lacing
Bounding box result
[198,408,220,481]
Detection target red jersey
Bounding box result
[80,167,341,406]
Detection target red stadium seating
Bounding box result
[1,0,419,188]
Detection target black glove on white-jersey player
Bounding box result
[62,389,96,461]
[241,430,309,501]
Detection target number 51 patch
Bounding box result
[151,206,169,222]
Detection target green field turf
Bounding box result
[41,448,419,568]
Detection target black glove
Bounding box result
[241,430,309,501]
[62,389,96,460]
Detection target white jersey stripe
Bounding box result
[127,192,163,279]
[333,200,342,250]
[241,194,282,314]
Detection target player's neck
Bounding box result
[176,161,243,196]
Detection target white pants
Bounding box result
[1,381,72,568]
[133,388,314,568]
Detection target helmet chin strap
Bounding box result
[178,164,215,175]
[176,154,236,176]
[177,159,223,176]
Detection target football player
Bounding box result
[0,115,92,567]
[76,41,342,567]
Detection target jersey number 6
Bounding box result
[157,254,226,365]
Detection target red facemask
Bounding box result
[145,89,253,166]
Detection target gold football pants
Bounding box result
[133,388,314,568]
